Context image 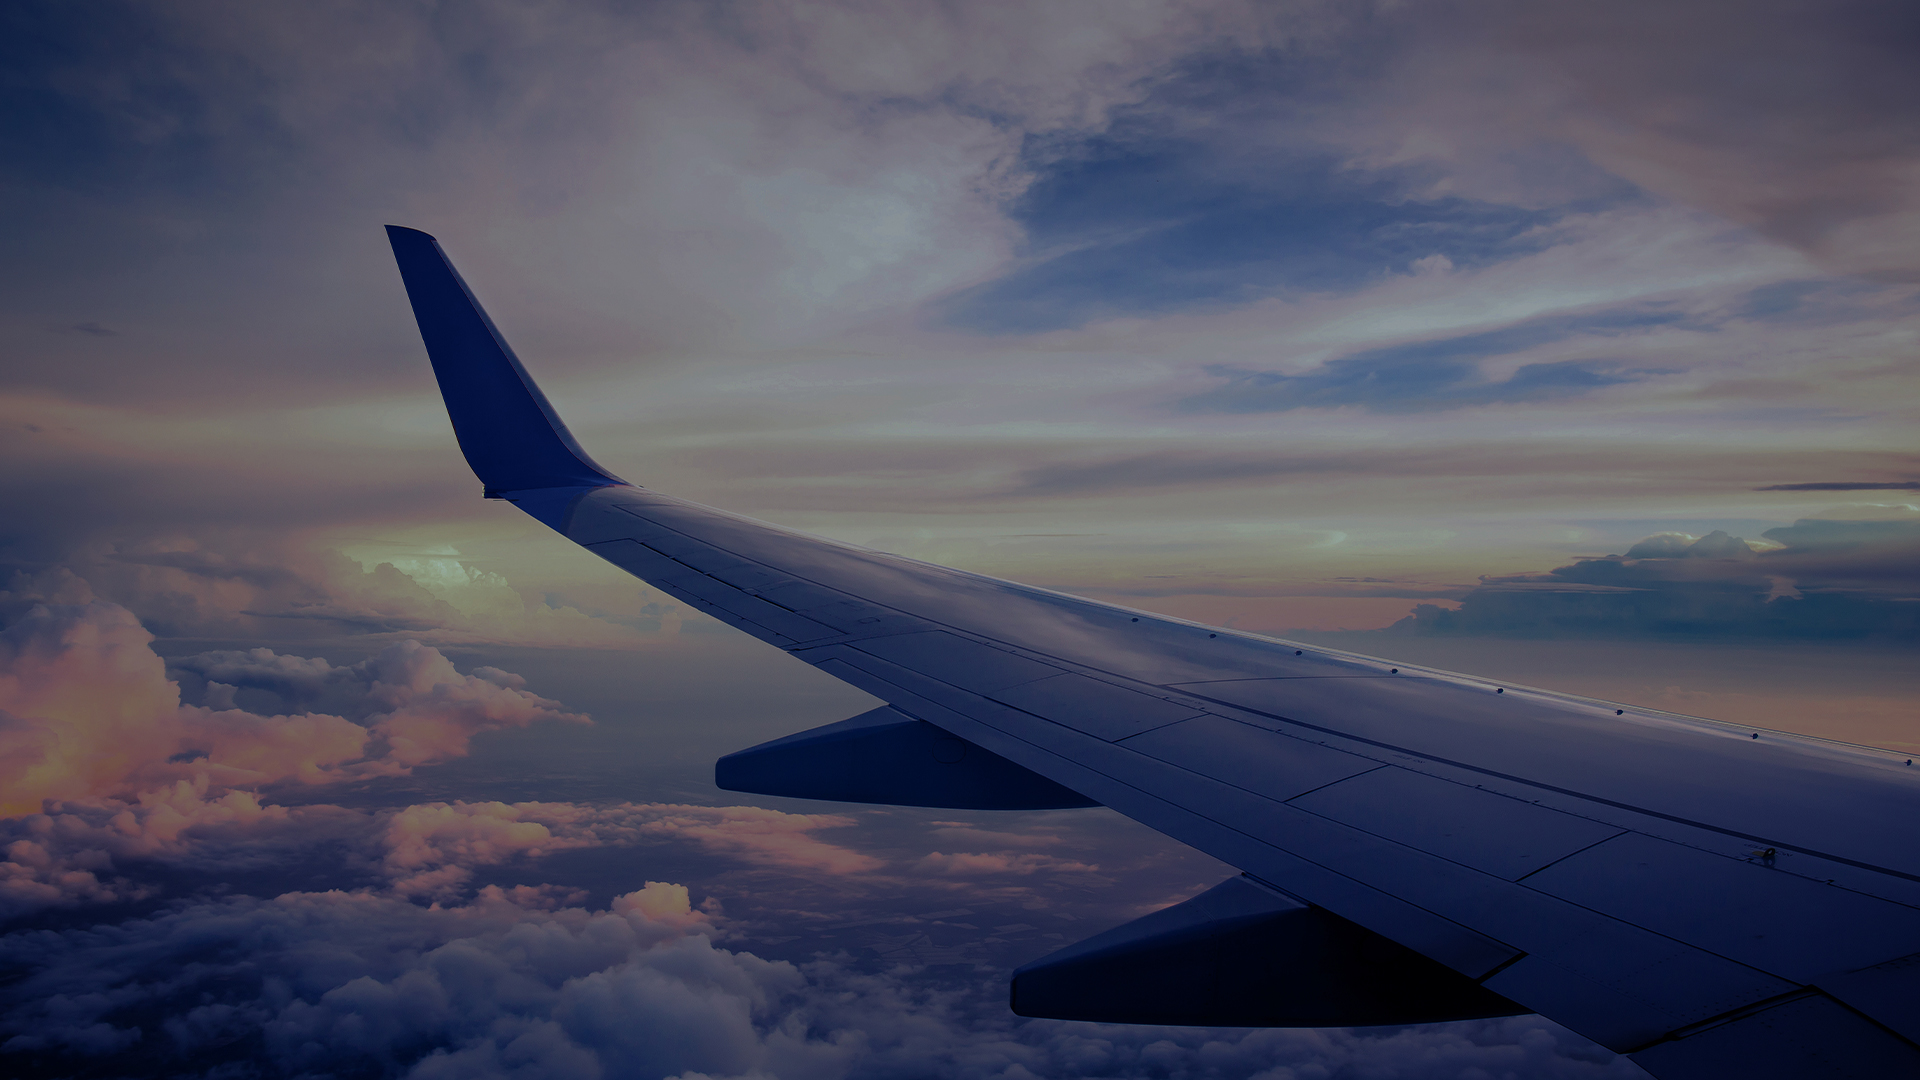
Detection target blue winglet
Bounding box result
[386,225,626,496]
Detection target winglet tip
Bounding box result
[384,224,437,242]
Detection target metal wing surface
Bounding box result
[386,225,1920,1079]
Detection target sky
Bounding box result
[1,1,1916,1077]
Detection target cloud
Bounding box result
[1,525,666,647]
[1757,481,1920,491]
[0,597,589,915]
[941,146,1566,332]
[1179,303,1688,413]
[1392,508,1920,640]
[0,878,1652,1080]
[0,884,776,1079]
[989,439,1920,507]
[0,586,895,919]
[912,851,1102,876]
[907,822,1106,877]
[1289,0,1920,282]
[383,801,883,900]
[0,599,585,809]
[0,0,1282,407]
[1621,531,1769,560]
[0,0,1914,670]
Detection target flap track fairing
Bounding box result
[716,706,1100,810]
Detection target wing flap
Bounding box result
[1288,767,1625,881]
[1011,875,1524,1027]
[716,705,1098,810]
[1117,716,1383,802]
[854,631,1063,693]
[1632,993,1920,1079]
[1177,675,1920,879]
[1522,832,1920,983]
[1816,951,1920,1045]
[988,672,1205,741]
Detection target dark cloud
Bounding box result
[1758,481,1920,492]
[1392,514,1920,640]
[1087,580,1471,601]
[997,442,1920,502]
[1180,303,1688,413]
[1455,0,1920,280]
[940,0,1920,339]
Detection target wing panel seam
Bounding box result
[1174,687,1920,891]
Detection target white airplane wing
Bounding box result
[387,225,1920,1079]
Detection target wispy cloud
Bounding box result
[942,149,1570,333]
[1757,481,1920,492]
[1180,303,1691,413]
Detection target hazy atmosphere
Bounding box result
[3,1,1916,1077]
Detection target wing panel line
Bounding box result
[1172,685,1920,891]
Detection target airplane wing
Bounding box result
[386,225,1920,1079]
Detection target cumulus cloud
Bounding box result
[0,600,583,806]
[0,884,776,1078]
[0,883,1649,1080]
[0,588,899,922]
[0,596,588,914]
[1393,507,1920,639]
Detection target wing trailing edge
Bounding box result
[716,705,1099,810]
[1012,875,1524,1027]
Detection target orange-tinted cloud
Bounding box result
[381,800,883,900]
[0,595,589,913]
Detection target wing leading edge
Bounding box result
[386,227,1920,1080]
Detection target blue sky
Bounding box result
[1,1,1917,1077]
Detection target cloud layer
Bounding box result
[1392,504,1920,639]
[2,883,1647,1080]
